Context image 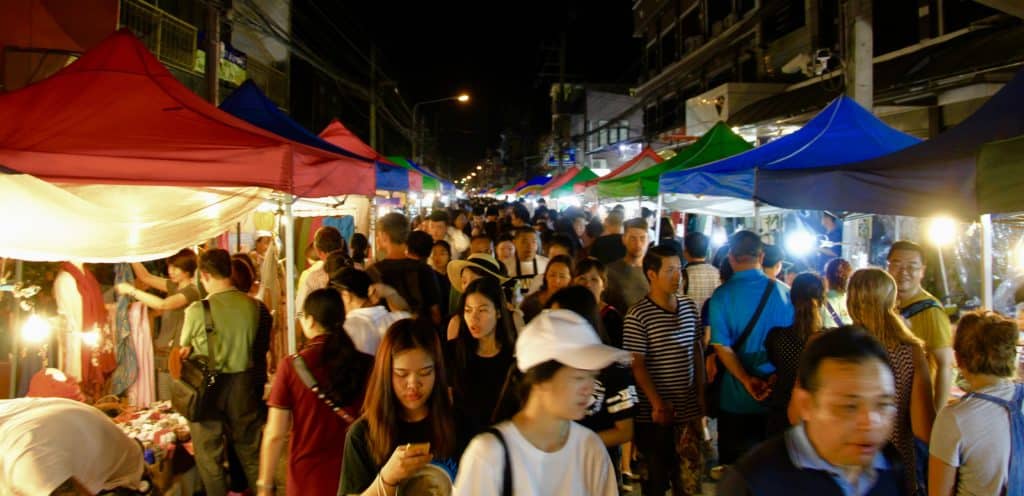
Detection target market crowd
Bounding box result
[2,198,1022,496]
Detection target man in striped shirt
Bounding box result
[624,245,704,495]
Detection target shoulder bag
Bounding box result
[170,300,221,421]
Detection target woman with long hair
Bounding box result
[821,257,854,327]
[339,318,461,495]
[519,254,575,323]
[764,272,826,435]
[848,268,935,495]
[449,277,518,435]
[573,257,624,348]
[930,311,1023,496]
[257,288,374,495]
[454,309,628,495]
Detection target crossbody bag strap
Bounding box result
[824,300,844,327]
[201,299,219,372]
[733,280,776,353]
[291,355,357,424]
[483,427,513,496]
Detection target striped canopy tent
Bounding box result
[388,156,441,191]
[575,147,664,193]
[517,174,553,196]
[539,166,581,196]
[596,122,752,198]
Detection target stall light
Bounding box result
[927,216,957,247]
[21,314,51,344]
[560,196,581,207]
[710,229,728,248]
[785,229,818,258]
[409,192,419,201]
[81,327,101,349]
[1014,239,1024,269]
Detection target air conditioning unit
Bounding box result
[724,13,738,29]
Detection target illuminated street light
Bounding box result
[412,92,472,163]
[476,165,483,170]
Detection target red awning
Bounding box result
[540,167,582,196]
[0,29,374,197]
[575,147,664,191]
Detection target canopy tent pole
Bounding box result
[654,193,664,240]
[937,245,951,304]
[753,167,762,234]
[981,214,993,309]
[283,195,297,355]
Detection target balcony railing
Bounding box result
[120,0,197,72]
[247,58,289,110]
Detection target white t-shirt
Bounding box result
[453,420,617,496]
[343,305,411,355]
[0,398,145,496]
[930,382,1021,496]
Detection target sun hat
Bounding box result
[447,253,509,290]
[515,309,632,372]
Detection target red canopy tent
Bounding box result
[574,147,664,192]
[318,119,423,192]
[0,29,375,197]
[540,166,582,196]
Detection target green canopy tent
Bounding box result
[978,134,1024,214]
[550,167,599,197]
[596,122,752,198]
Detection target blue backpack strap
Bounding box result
[899,299,942,320]
[965,384,1024,495]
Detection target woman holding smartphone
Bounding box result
[339,318,463,495]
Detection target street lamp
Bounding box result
[411,93,470,164]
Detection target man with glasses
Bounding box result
[719,326,906,495]
[623,245,704,495]
[887,240,953,409]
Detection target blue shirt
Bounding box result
[786,424,889,496]
[709,268,793,414]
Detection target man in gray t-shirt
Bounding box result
[605,218,650,313]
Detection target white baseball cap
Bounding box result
[515,309,632,372]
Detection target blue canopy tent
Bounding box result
[221,81,410,191]
[755,68,1024,219]
[517,174,553,196]
[658,96,921,202]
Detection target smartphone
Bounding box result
[405,442,431,456]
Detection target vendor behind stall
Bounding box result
[0,397,148,495]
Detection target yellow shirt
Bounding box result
[901,288,952,350]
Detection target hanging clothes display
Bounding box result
[127,302,155,407]
[322,216,355,244]
[58,262,116,400]
[110,264,139,396]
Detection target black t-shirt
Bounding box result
[367,259,441,318]
[579,363,637,435]
[449,346,514,435]
[339,416,465,495]
[600,304,624,349]
[589,234,626,265]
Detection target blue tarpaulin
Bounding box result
[220,81,412,191]
[658,96,921,201]
[757,68,1024,218]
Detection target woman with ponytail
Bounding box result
[256,288,375,495]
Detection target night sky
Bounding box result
[310,1,639,180]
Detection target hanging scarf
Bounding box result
[110,263,139,396]
[59,262,116,399]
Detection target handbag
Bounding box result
[704,280,774,418]
[170,300,221,421]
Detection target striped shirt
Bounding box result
[623,295,701,423]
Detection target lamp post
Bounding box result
[411,93,470,164]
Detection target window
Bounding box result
[597,120,608,148]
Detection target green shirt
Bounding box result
[179,288,258,373]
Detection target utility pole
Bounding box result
[844,0,873,111]
[204,0,220,104]
[557,31,567,172]
[369,45,378,150]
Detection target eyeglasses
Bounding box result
[887,262,923,273]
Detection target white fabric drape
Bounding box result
[0,174,268,262]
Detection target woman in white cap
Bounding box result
[453,309,627,495]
